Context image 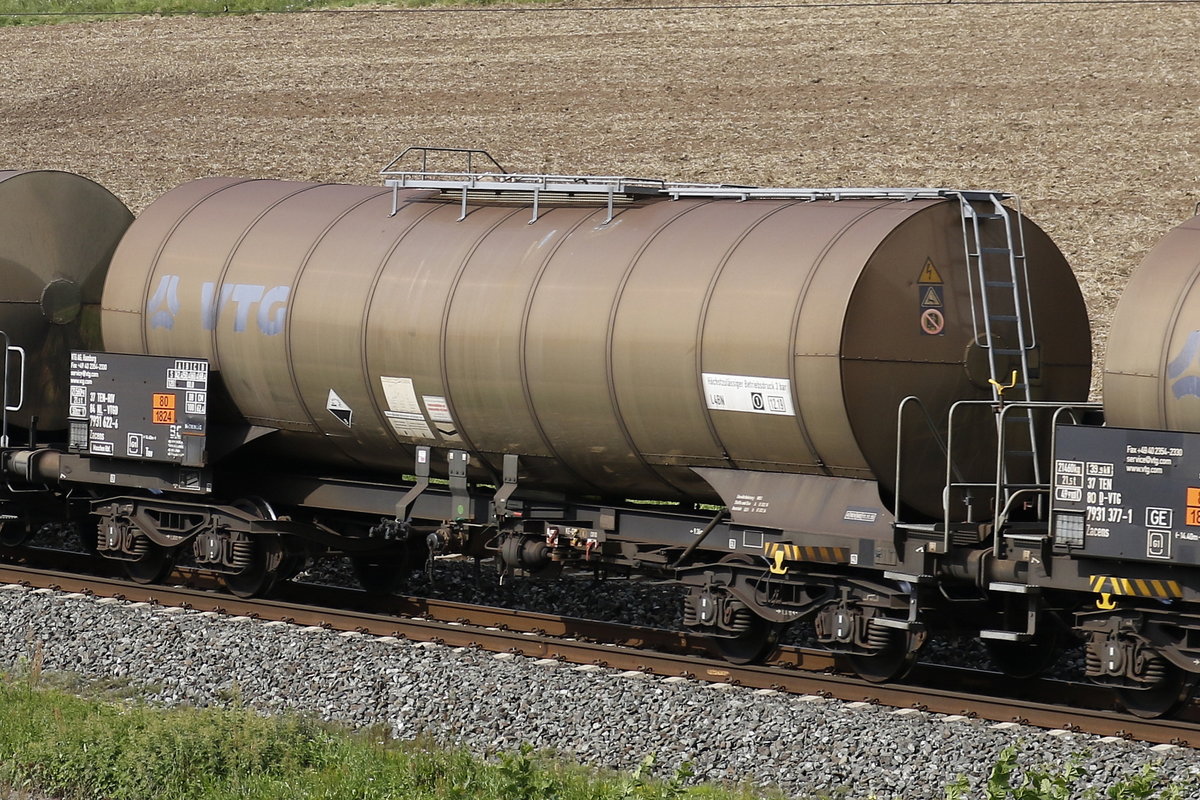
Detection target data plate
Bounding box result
[68,351,207,467]
[1053,424,1200,565]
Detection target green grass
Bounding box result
[0,0,550,26]
[0,661,1192,800]
[0,676,780,800]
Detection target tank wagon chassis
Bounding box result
[2,156,1200,718]
[10,404,1197,717]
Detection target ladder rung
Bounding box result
[991,347,1023,355]
[894,522,939,533]
[980,247,1012,254]
[977,212,1004,220]
[989,314,1019,322]
[984,281,1014,288]
[883,570,930,582]
[1004,533,1048,543]
[989,581,1040,594]
[874,618,926,632]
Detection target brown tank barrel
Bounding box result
[0,170,133,431]
[1105,213,1200,430]
[101,178,1090,517]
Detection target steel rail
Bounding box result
[1,561,1198,746]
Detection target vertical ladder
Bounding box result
[954,193,1041,504]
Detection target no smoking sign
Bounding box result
[920,308,944,335]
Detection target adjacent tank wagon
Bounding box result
[0,170,132,434]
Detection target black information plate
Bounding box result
[1053,424,1200,565]
[68,351,208,468]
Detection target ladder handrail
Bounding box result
[379,146,508,177]
[0,331,25,449]
[892,395,965,526]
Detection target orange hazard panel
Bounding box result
[152,408,176,424]
[153,393,176,409]
[1188,486,1200,527]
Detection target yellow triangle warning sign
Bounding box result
[918,258,943,284]
[921,286,943,307]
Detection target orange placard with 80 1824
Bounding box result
[152,393,176,424]
[1187,487,1200,527]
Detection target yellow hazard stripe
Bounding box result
[764,542,850,564]
[1088,575,1183,599]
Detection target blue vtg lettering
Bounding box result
[147,274,290,335]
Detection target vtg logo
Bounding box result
[148,275,291,335]
[1167,330,1200,399]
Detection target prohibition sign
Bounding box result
[920,308,945,335]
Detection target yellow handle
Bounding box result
[988,370,1019,396]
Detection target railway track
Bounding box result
[2,557,1199,747]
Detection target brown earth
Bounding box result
[1,1,1198,390]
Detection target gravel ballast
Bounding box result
[2,584,1198,799]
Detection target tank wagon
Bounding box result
[6,150,1200,717]
[1044,213,1200,716]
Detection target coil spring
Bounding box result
[1084,644,1103,676]
[125,532,149,557]
[231,539,254,570]
[1140,654,1168,683]
[866,621,893,651]
[727,606,753,633]
[682,601,698,627]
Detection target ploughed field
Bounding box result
[0,0,1198,385]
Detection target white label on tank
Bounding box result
[701,373,795,416]
[384,410,433,440]
[380,376,423,415]
[422,395,463,443]
[422,395,454,424]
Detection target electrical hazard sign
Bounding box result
[918,259,943,284]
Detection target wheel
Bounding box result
[123,541,175,584]
[708,613,782,665]
[350,555,409,595]
[985,620,1066,679]
[847,625,920,684]
[222,536,285,598]
[1116,661,1195,719]
[231,496,278,521]
[0,519,33,549]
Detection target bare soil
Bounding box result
[1,1,1198,388]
